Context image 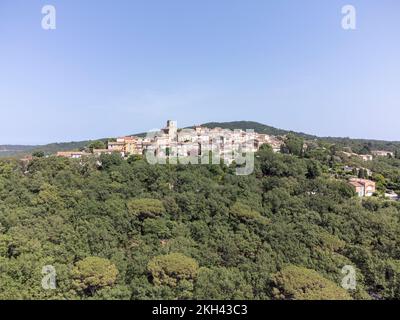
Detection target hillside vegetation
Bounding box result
[198,121,293,137]
[1,139,400,300]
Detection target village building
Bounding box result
[99,121,279,160]
[107,140,125,153]
[371,150,394,157]
[349,178,376,197]
[20,155,33,163]
[358,154,373,161]
[56,151,90,159]
[385,190,399,201]
[92,149,113,156]
[52,120,285,162]
[341,151,373,161]
[138,121,265,160]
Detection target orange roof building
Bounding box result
[349,178,376,197]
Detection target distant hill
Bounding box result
[1,121,400,158]
[30,140,100,154]
[0,145,35,157]
[0,140,105,158]
[198,121,316,139]
[320,137,400,153]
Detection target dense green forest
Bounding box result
[1,136,400,300]
[0,141,400,299]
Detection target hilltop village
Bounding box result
[54,121,281,176]
[56,121,284,160]
[20,120,399,200]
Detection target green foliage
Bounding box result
[32,151,45,158]
[127,198,165,219]
[281,134,304,157]
[99,153,123,169]
[271,265,352,300]
[72,257,118,296]
[230,202,269,225]
[372,173,386,191]
[142,218,171,238]
[1,139,400,300]
[147,253,199,287]
[194,267,253,299]
[306,160,322,179]
[87,140,106,152]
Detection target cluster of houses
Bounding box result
[55,121,396,164]
[371,150,395,157]
[51,120,398,200]
[57,120,284,161]
[342,150,394,162]
[340,149,397,199]
[56,151,91,158]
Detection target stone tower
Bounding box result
[167,120,177,141]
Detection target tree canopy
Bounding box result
[72,257,118,296]
[1,142,400,300]
[271,265,352,300]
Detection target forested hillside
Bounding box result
[1,141,400,300]
[197,121,294,137]
[2,121,400,158]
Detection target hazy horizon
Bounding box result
[3,119,400,147]
[1,0,400,144]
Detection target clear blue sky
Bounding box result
[1,0,399,144]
